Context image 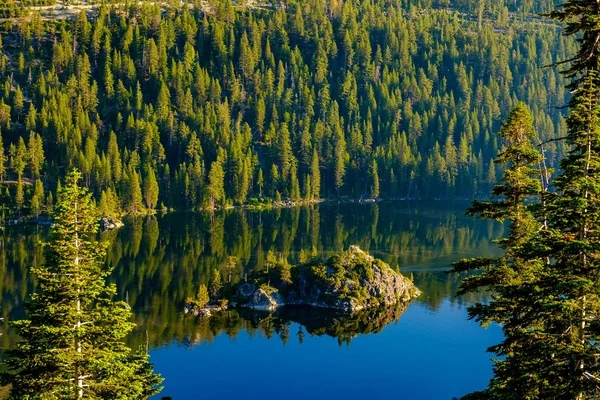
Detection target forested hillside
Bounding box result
[0,0,574,220]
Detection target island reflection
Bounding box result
[0,202,503,351]
[180,303,411,348]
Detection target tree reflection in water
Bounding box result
[0,202,503,351]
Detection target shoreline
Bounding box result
[0,196,480,229]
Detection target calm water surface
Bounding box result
[0,202,504,399]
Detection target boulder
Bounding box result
[236,282,257,300]
[241,287,285,310]
[100,218,124,231]
[184,303,228,318]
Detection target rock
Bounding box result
[188,246,419,317]
[240,287,285,310]
[197,309,212,318]
[236,282,257,300]
[295,245,420,313]
[184,303,228,318]
[100,217,124,231]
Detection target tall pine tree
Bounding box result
[2,169,162,399]
[451,103,544,398]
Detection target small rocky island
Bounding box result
[185,246,420,317]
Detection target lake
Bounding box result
[0,201,504,399]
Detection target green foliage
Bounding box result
[0,1,573,218]
[1,169,162,398]
[196,284,210,308]
[143,165,159,210]
[209,268,222,299]
[451,103,544,398]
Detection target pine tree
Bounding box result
[10,137,27,178]
[527,72,600,397]
[27,131,44,179]
[0,134,5,182]
[290,167,301,200]
[125,170,144,214]
[311,148,320,199]
[334,133,346,196]
[257,168,264,197]
[207,155,225,210]
[209,268,222,299]
[30,178,43,218]
[451,103,543,398]
[370,159,379,199]
[15,174,23,211]
[196,284,210,308]
[143,165,159,210]
[13,86,24,119]
[513,3,600,397]
[486,158,496,195]
[277,256,292,285]
[2,169,162,398]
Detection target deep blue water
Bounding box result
[0,201,504,399]
[139,202,505,399]
[150,292,502,399]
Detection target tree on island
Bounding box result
[196,284,210,308]
[225,256,239,284]
[1,169,162,399]
[277,255,292,285]
[209,268,222,298]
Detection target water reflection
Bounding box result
[0,202,503,350]
[179,303,411,349]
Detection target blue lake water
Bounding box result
[0,201,505,399]
[151,299,502,399]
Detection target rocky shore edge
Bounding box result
[185,246,420,317]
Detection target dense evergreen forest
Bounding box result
[0,0,574,220]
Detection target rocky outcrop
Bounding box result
[184,303,228,317]
[292,246,420,312]
[232,246,420,313]
[236,283,285,310]
[100,217,124,231]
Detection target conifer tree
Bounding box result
[277,256,292,285]
[30,178,43,218]
[311,148,320,199]
[143,165,159,210]
[517,3,600,397]
[125,170,144,214]
[257,168,264,197]
[0,134,5,182]
[334,128,346,196]
[196,284,209,308]
[27,131,44,179]
[451,103,543,398]
[2,169,162,398]
[15,175,23,211]
[10,137,27,179]
[209,268,222,299]
[370,159,379,199]
[207,155,225,210]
